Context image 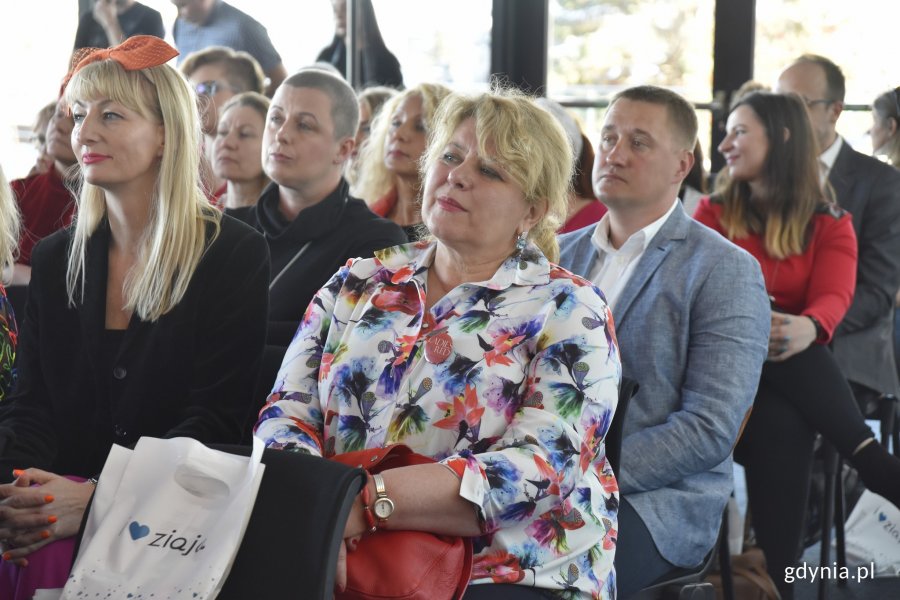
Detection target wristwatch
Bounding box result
[371,473,395,524]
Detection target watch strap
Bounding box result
[373,473,387,497]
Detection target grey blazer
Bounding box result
[828,141,900,397]
[558,204,770,567]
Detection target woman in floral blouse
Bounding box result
[256,89,621,599]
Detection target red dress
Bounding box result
[559,200,607,234]
[693,196,857,342]
[10,169,76,266]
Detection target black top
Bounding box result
[73,2,165,50]
[100,327,126,400]
[227,179,407,346]
[316,35,404,89]
[0,215,269,480]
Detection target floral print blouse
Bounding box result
[0,284,17,400]
[255,241,621,598]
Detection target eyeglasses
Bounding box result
[803,97,833,109]
[194,80,238,96]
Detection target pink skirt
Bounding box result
[0,475,85,599]
[0,536,77,599]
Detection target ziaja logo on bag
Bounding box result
[877,510,900,544]
[127,520,207,556]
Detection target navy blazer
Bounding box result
[828,140,900,396]
[558,203,770,567]
[0,215,269,480]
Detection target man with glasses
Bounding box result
[777,55,900,447]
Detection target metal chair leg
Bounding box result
[818,442,838,600]
[718,506,735,600]
[834,458,847,588]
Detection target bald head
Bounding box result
[776,56,844,152]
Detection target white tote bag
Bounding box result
[62,436,265,599]
[841,489,900,576]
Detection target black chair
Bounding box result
[629,528,723,600]
[606,376,639,475]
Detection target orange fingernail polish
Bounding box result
[11,469,23,477]
[44,495,54,503]
[40,530,50,540]
[2,552,10,561]
[48,515,58,524]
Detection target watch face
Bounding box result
[374,497,394,519]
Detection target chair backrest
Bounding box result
[607,376,639,476]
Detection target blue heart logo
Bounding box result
[879,513,887,522]
[129,521,150,540]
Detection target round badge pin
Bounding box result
[424,332,453,364]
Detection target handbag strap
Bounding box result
[269,240,313,291]
[331,443,435,472]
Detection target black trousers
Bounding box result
[615,497,680,598]
[734,344,872,595]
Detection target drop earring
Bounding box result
[516,231,528,253]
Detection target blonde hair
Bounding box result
[422,88,572,263]
[64,59,221,322]
[352,83,451,202]
[0,166,21,275]
[357,86,398,121]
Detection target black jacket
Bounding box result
[828,141,900,396]
[316,35,404,89]
[0,215,269,480]
[228,179,407,347]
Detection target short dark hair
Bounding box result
[282,68,359,140]
[793,54,845,103]
[610,85,698,150]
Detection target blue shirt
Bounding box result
[173,0,281,71]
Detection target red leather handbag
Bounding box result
[331,444,474,600]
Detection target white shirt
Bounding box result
[819,135,843,183]
[588,198,680,310]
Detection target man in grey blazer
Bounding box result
[557,86,770,597]
[777,54,900,405]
